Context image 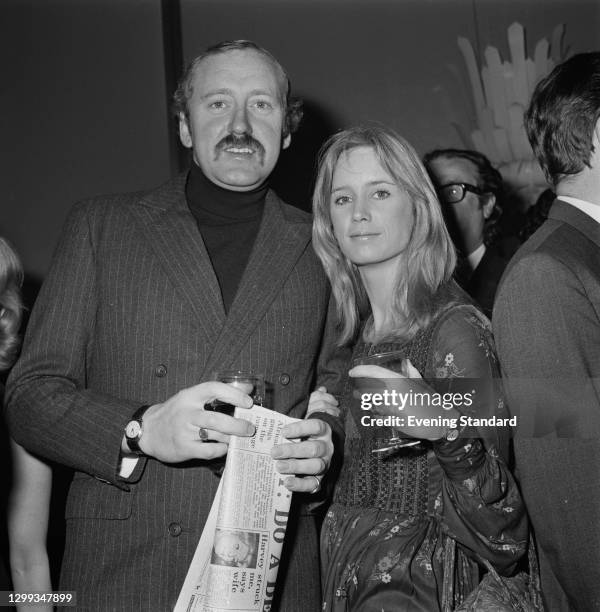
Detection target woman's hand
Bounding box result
[306,386,340,418]
[349,359,459,440]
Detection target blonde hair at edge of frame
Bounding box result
[312,125,459,347]
[0,237,24,371]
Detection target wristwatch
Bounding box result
[124,405,150,455]
[444,427,460,442]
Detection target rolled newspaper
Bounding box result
[175,405,300,612]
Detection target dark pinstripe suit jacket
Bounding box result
[6,175,340,611]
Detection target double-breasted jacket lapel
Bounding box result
[128,178,312,377]
[128,175,226,349]
[203,190,312,377]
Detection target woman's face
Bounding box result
[329,146,414,270]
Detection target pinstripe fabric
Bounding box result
[6,176,332,611]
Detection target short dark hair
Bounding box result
[423,148,504,245]
[423,149,503,197]
[525,52,600,187]
[172,40,303,137]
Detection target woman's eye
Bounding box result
[209,100,227,110]
[373,190,390,199]
[333,195,351,206]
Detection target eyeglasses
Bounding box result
[437,183,485,204]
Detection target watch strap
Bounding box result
[125,404,151,455]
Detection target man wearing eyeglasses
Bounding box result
[424,149,519,317]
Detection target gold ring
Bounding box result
[198,427,209,442]
[308,475,322,494]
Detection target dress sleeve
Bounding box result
[426,306,528,574]
[314,296,351,447]
[311,297,352,504]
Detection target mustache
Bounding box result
[214,133,265,160]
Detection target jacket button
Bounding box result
[279,373,290,386]
[168,522,182,537]
[154,364,167,378]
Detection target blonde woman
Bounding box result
[310,126,528,611]
[0,238,52,611]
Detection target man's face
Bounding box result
[427,156,494,255]
[179,49,291,191]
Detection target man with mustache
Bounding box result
[7,40,343,610]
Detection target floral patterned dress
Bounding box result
[321,304,528,611]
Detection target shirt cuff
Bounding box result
[118,454,139,478]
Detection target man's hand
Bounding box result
[271,419,333,493]
[135,382,255,462]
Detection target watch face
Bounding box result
[446,428,459,442]
[126,421,142,439]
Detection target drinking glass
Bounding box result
[208,370,265,415]
[352,351,421,454]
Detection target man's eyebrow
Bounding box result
[199,88,278,101]
[248,89,277,97]
[199,88,233,100]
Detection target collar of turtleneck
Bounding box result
[185,162,268,224]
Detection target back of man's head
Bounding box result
[525,52,600,187]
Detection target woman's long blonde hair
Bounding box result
[312,125,459,345]
[0,237,24,371]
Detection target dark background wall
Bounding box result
[2,0,173,285]
[3,0,600,283]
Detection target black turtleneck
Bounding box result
[185,163,267,313]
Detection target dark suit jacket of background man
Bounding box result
[493,200,600,611]
[6,175,345,611]
[463,235,520,318]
